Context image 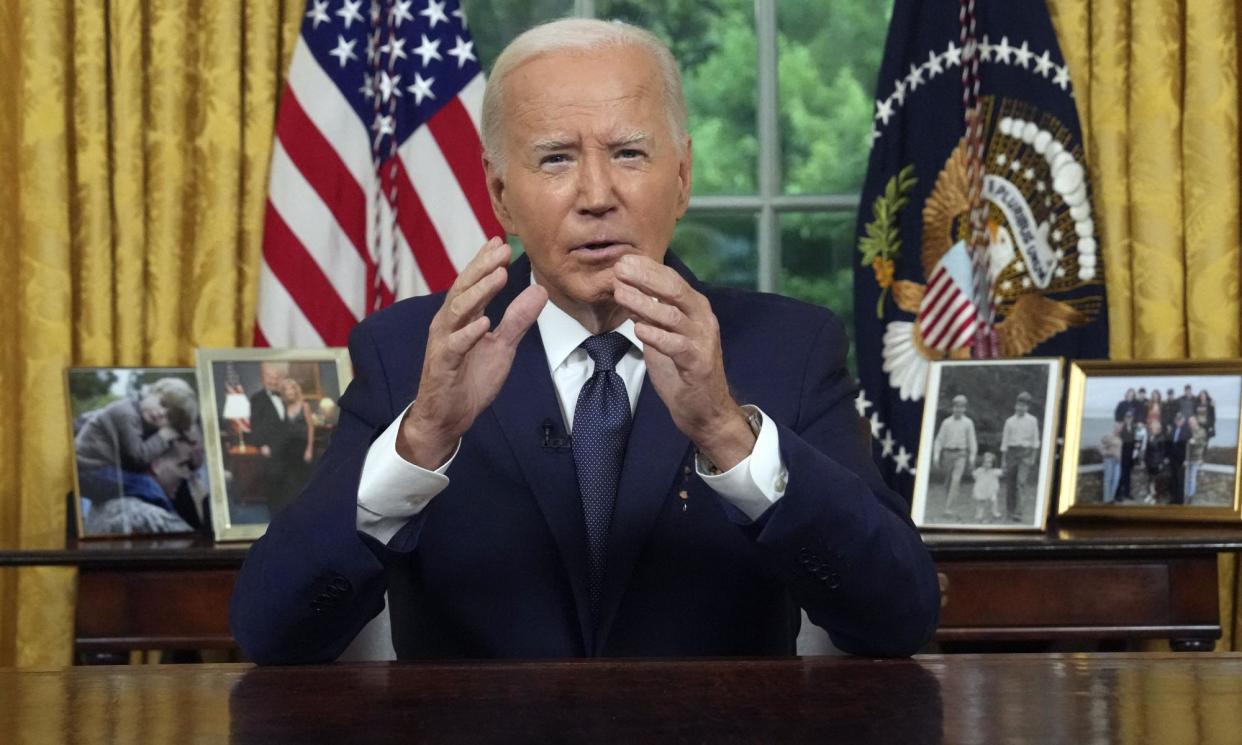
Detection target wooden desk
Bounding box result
[1,654,1240,743]
[3,526,1242,656]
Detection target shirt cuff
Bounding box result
[356,401,460,544]
[696,405,788,522]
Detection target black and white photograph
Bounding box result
[1059,361,1242,523]
[912,359,1063,531]
[66,367,212,538]
[198,348,351,541]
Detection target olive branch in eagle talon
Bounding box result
[857,165,917,318]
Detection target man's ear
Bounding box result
[484,156,517,234]
[674,137,693,220]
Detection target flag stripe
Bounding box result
[398,125,489,269]
[918,274,956,330]
[274,93,370,267]
[255,261,325,348]
[386,156,459,292]
[918,270,952,318]
[458,74,485,131]
[286,42,373,188]
[268,140,369,319]
[924,293,972,348]
[426,96,504,239]
[262,203,360,344]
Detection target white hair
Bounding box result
[480,18,690,169]
[149,377,198,432]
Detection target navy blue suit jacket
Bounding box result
[230,254,939,663]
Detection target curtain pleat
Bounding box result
[0,0,300,667]
[1050,0,1242,652]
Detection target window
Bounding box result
[469,0,893,370]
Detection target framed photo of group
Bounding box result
[197,348,352,541]
[911,359,1064,531]
[1058,360,1242,523]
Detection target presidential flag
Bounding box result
[853,0,1108,495]
[256,0,501,347]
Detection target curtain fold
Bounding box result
[0,0,301,667]
[1049,0,1242,650]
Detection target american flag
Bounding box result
[255,0,502,347]
[916,241,982,353]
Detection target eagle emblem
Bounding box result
[864,96,1103,401]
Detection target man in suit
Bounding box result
[1166,412,1190,504]
[248,362,288,457]
[230,18,939,664]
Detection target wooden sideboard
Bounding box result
[3,525,1241,657]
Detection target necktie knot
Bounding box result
[580,332,630,373]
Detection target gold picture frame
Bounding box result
[912,358,1064,532]
[1058,359,1242,523]
[197,348,353,542]
[65,366,210,539]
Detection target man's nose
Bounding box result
[576,153,618,216]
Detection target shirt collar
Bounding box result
[532,273,643,371]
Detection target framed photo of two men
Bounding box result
[1058,360,1242,523]
[912,359,1064,531]
[197,348,352,541]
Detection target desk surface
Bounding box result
[2,654,1241,744]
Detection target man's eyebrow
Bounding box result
[531,137,578,152]
[608,130,652,147]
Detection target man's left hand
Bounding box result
[612,254,755,471]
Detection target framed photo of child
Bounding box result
[1057,360,1242,523]
[912,358,1064,531]
[66,367,213,538]
[197,348,352,542]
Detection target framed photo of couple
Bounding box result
[1058,360,1242,523]
[198,348,352,541]
[911,359,1064,531]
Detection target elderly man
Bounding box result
[231,18,938,664]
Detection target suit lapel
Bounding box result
[486,256,595,651]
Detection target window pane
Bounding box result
[597,0,758,195]
[464,0,574,71]
[778,0,893,195]
[780,211,857,374]
[671,213,757,289]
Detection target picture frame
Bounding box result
[197,348,353,541]
[1057,359,1242,523]
[65,367,212,539]
[912,358,1063,531]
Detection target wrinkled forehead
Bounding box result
[504,48,668,142]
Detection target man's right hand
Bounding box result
[396,238,548,470]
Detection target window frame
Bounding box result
[574,0,862,294]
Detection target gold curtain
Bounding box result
[1048,0,1242,650]
[0,0,304,667]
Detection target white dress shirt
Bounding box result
[355,295,789,544]
[267,390,286,420]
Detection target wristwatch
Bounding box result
[696,407,763,476]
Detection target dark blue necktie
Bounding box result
[571,332,633,621]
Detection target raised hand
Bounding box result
[611,254,755,471]
[398,238,548,469]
